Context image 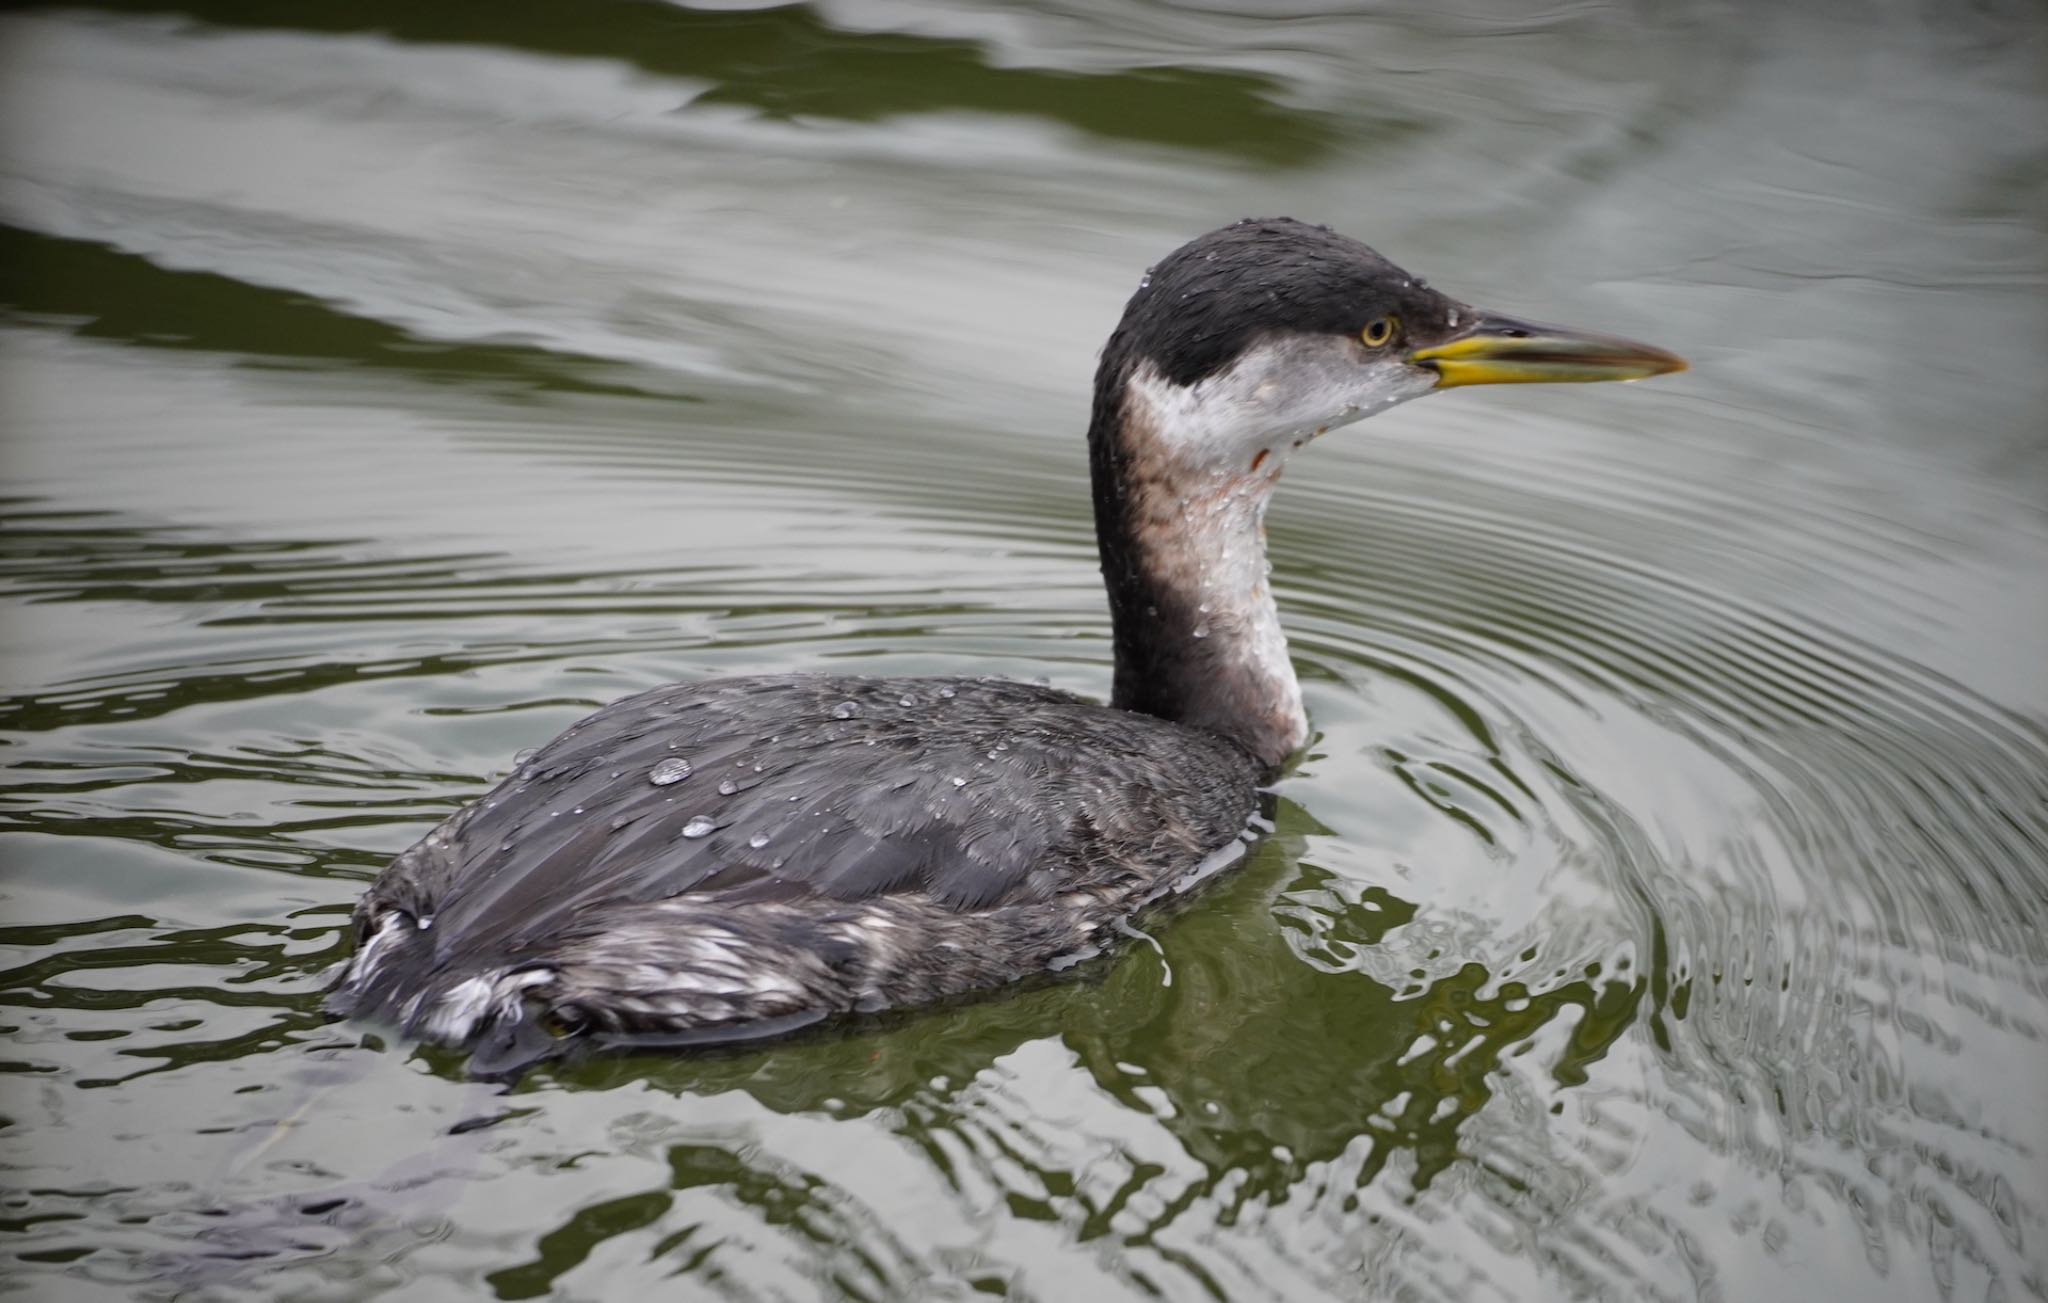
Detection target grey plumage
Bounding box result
[330,674,1259,1072]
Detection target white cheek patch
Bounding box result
[1124,336,1436,473]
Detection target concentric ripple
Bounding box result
[4,4,2045,1301]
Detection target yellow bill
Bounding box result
[1411,311,1687,388]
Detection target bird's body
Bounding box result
[330,219,1682,1072]
[334,674,1258,1071]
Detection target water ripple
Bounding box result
[4,4,2045,1300]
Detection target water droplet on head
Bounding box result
[717,778,739,796]
[952,776,967,787]
[832,701,861,720]
[649,757,692,786]
[681,815,717,839]
[938,686,956,699]
[748,831,770,849]
[900,693,918,707]
[1193,626,1210,639]
[513,748,537,766]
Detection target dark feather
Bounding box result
[332,673,1260,1066]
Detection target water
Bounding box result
[648,758,692,788]
[2,2,2044,1299]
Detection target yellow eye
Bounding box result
[1361,316,1398,348]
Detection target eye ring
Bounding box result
[1361,316,1398,348]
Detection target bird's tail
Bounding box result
[325,904,843,1077]
[325,912,557,1066]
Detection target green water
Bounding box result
[3,3,2045,1300]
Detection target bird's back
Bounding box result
[329,674,1260,1072]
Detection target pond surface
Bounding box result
[3,2,2045,1300]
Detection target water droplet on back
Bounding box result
[748,832,770,849]
[951,776,967,787]
[900,693,919,707]
[1193,626,1210,639]
[649,757,692,786]
[681,815,717,839]
[938,686,956,699]
[832,701,862,719]
[717,778,739,796]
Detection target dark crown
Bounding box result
[1098,217,1458,388]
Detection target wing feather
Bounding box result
[372,674,1259,973]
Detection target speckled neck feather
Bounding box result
[1084,218,1464,769]
[1089,374,1307,771]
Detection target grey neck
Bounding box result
[1089,383,1309,772]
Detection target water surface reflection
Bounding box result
[3,1,2045,1299]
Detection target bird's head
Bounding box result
[1099,217,1686,476]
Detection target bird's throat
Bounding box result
[1091,389,1308,771]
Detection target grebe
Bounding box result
[330,218,1684,1073]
